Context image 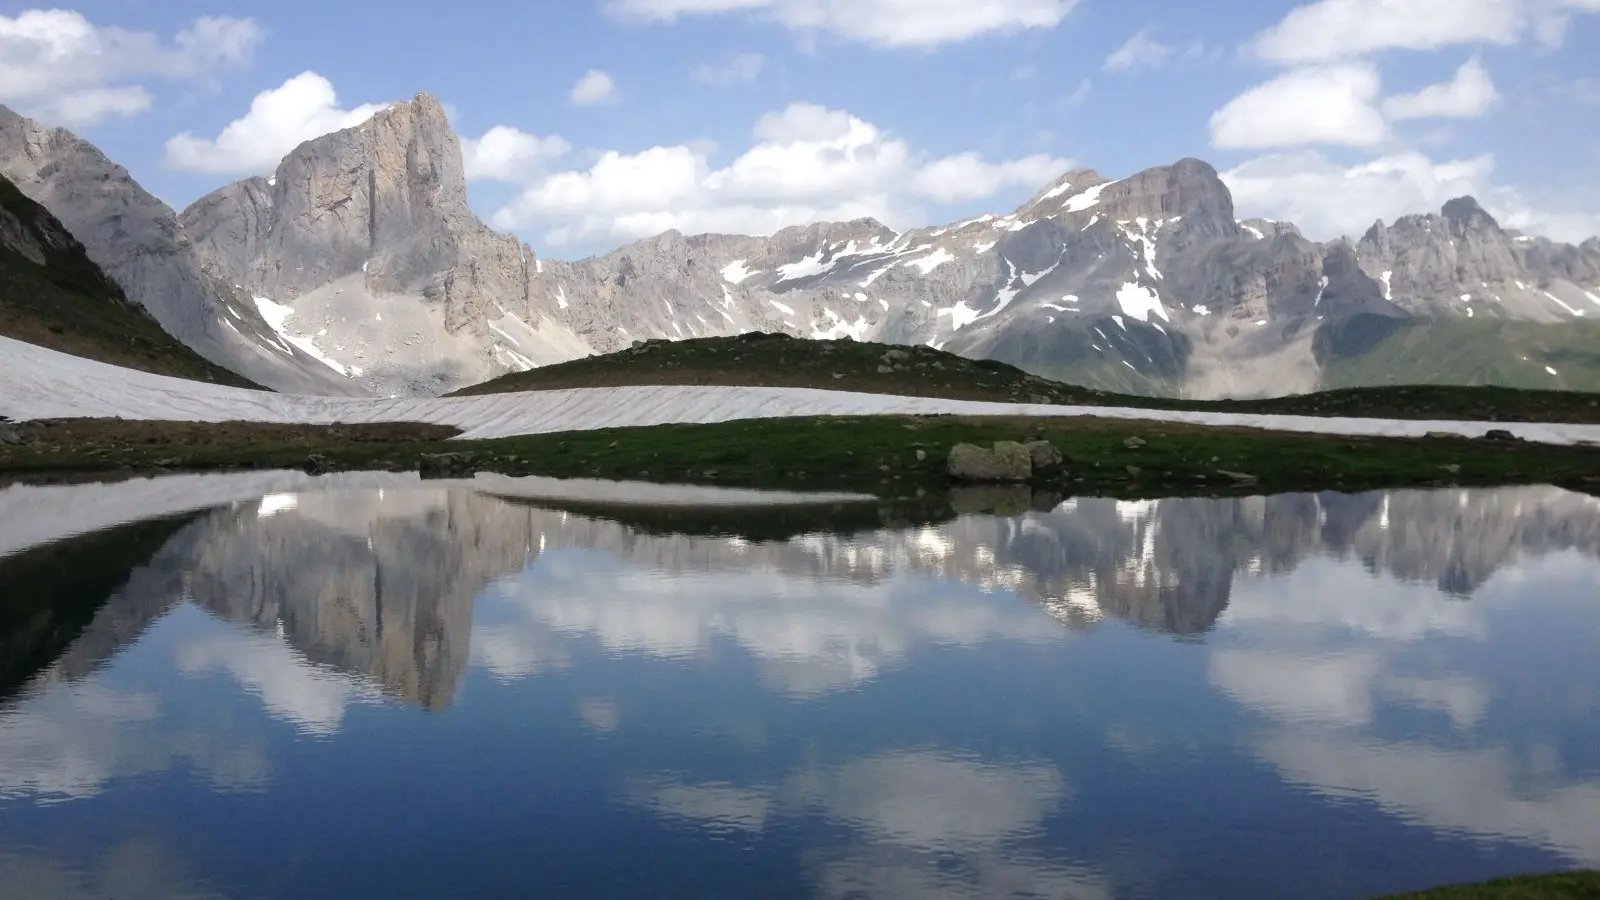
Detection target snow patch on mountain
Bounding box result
[904,248,955,275]
[1064,181,1115,213]
[1116,283,1169,323]
[252,297,349,376]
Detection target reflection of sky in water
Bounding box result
[0,485,1597,899]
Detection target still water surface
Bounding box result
[2,478,1599,899]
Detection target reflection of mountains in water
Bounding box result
[6,483,1599,708]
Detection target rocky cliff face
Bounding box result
[182,94,550,395]
[0,106,366,395]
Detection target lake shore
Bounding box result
[5,413,1599,500]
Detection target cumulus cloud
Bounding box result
[1246,0,1527,63]
[1103,29,1172,71]
[569,69,618,106]
[1382,57,1501,120]
[603,0,1079,48]
[1210,64,1387,150]
[463,125,572,182]
[693,52,765,85]
[0,10,263,127]
[1222,149,1495,239]
[908,152,1074,204]
[164,72,386,174]
[486,102,1074,249]
[1223,149,1600,248]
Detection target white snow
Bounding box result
[775,252,831,283]
[768,298,796,316]
[662,298,673,316]
[810,309,871,342]
[1040,179,1075,201]
[1585,289,1600,307]
[7,336,1600,448]
[1122,361,1136,371]
[1315,276,1329,306]
[557,285,569,309]
[267,176,276,187]
[1255,319,1268,326]
[854,292,869,303]
[1381,271,1393,301]
[1063,181,1113,213]
[860,263,895,287]
[1044,315,1056,323]
[1115,282,1170,323]
[1546,366,1560,376]
[1241,224,1265,240]
[938,300,982,331]
[1467,308,1475,318]
[1544,291,1585,317]
[878,298,889,311]
[1192,305,1211,316]
[1460,293,1472,302]
[1112,315,1126,330]
[536,258,544,274]
[721,260,756,284]
[252,296,350,377]
[1120,218,1163,281]
[1040,300,1078,312]
[903,248,955,275]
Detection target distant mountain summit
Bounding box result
[4,96,1599,398]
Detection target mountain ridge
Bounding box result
[4,95,1600,399]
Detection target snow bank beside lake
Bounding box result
[4,334,1600,446]
[0,469,871,560]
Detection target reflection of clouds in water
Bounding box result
[623,778,772,835]
[0,684,270,803]
[0,840,226,900]
[796,752,1108,900]
[1260,733,1600,867]
[788,751,1068,851]
[174,626,386,735]
[623,752,1109,900]
[1220,557,1487,642]
[473,553,1063,696]
[1214,552,1600,865]
[577,697,620,733]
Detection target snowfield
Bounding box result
[4,335,1600,446]
[0,469,870,561]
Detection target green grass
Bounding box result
[446,332,1600,424]
[1319,316,1600,393]
[1377,871,1600,899]
[0,174,262,388]
[4,414,1598,501]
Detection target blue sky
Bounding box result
[2,0,1597,258]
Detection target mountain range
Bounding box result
[3,93,1599,399]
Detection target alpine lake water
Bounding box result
[2,473,1599,900]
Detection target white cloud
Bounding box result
[693,52,765,85]
[1222,149,1495,239]
[908,152,1074,204]
[1103,29,1172,71]
[603,0,1079,48]
[463,126,572,183]
[0,10,263,127]
[1221,148,1600,244]
[164,72,386,175]
[487,102,1074,248]
[1382,57,1501,120]
[1247,0,1526,63]
[1210,64,1387,150]
[570,69,618,106]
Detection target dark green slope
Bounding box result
[0,174,261,388]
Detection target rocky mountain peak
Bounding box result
[1440,195,1499,233]
[1016,168,1108,216]
[1094,158,1238,238]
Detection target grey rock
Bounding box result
[0,105,365,395]
[948,485,1032,516]
[1483,429,1519,441]
[1024,439,1062,470]
[0,424,24,445]
[948,442,1032,482]
[419,452,479,479]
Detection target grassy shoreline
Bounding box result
[3,414,1598,499]
[1377,871,1600,898]
[447,333,1600,425]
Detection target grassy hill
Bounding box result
[1317,315,1600,392]
[451,332,1600,424]
[0,174,261,388]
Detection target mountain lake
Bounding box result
[1,473,1598,900]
